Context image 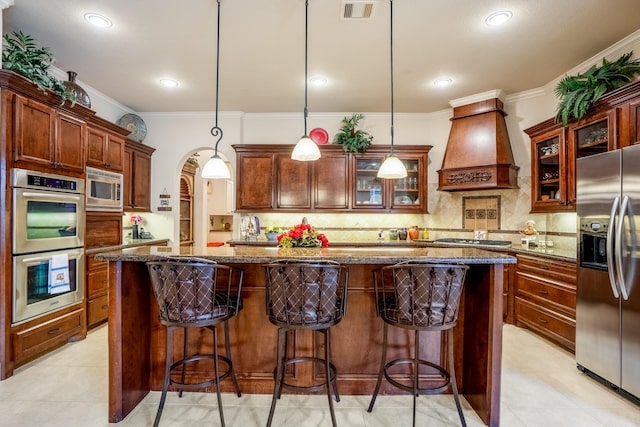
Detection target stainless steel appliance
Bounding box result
[85,166,123,212]
[13,248,85,324]
[576,143,640,404]
[11,168,86,324]
[12,168,85,254]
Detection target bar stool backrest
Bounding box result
[375,261,468,330]
[264,260,348,329]
[147,258,243,327]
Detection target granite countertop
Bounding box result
[95,244,516,265]
[85,238,170,255]
[227,239,576,262]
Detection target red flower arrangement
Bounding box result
[277,223,329,248]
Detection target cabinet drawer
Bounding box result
[515,297,575,351]
[87,266,109,298]
[87,295,109,327]
[87,254,108,270]
[516,255,576,284]
[13,309,85,363]
[516,274,576,316]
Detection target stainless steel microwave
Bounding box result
[86,167,123,212]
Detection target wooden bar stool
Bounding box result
[263,260,349,427]
[146,258,243,427]
[367,261,469,427]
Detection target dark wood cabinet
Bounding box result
[85,212,122,329]
[276,153,312,209]
[123,139,154,212]
[627,98,640,146]
[13,94,86,173]
[515,254,577,352]
[234,144,430,213]
[86,123,125,172]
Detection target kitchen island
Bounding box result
[97,245,515,426]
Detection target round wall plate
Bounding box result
[117,113,147,142]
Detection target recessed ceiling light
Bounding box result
[159,78,179,88]
[309,76,328,87]
[84,13,112,28]
[485,10,512,26]
[434,78,453,87]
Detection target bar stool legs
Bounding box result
[367,324,467,427]
[266,328,340,427]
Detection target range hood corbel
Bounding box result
[437,97,519,191]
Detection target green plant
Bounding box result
[332,113,374,153]
[555,52,640,126]
[2,31,71,102]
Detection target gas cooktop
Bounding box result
[434,238,512,247]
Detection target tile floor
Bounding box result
[0,324,639,426]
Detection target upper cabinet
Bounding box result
[123,139,155,212]
[12,94,86,174]
[86,118,127,172]
[526,80,640,213]
[234,144,431,213]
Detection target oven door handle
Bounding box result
[607,196,620,299]
[22,192,83,201]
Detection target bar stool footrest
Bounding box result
[384,357,451,396]
[278,356,338,394]
[169,354,234,392]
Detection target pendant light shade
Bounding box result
[291,0,321,161]
[201,154,230,179]
[202,0,230,179]
[377,0,407,179]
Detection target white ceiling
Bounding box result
[4,0,640,114]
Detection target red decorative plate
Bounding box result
[309,127,329,144]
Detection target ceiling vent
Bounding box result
[437,98,519,191]
[342,1,376,19]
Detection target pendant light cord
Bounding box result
[211,0,223,154]
[303,0,309,136]
[389,0,395,154]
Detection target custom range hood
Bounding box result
[437,95,519,191]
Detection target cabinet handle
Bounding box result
[47,327,62,335]
[538,289,549,295]
[538,317,548,324]
[101,304,108,310]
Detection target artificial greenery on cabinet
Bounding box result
[333,113,374,153]
[2,31,72,103]
[555,52,640,126]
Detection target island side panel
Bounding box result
[108,260,152,423]
[461,263,503,427]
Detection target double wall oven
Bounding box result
[11,168,85,324]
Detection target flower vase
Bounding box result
[132,224,139,240]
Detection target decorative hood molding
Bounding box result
[437,97,519,191]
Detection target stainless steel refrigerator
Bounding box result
[576,143,640,404]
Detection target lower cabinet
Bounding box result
[12,308,85,365]
[515,254,577,352]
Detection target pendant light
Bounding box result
[291,0,321,161]
[202,0,231,179]
[377,0,407,179]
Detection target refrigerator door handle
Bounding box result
[607,196,621,298]
[616,195,637,300]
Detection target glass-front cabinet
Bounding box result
[353,150,428,213]
[569,110,615,159]
[529,126,573,213]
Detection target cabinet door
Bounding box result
[236,153,274,211]
[131,150,151,211]
[353,156,384,210]
[630,98,640,146]
[86,127,108,168]
[13,95,56,167]
[530,128,571,212]
[276,154,311,210]
[314,153,349,209]
[388,156,427,212]
[122,147,133,208]
[106,134,125,171]
[55,112,86,172]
